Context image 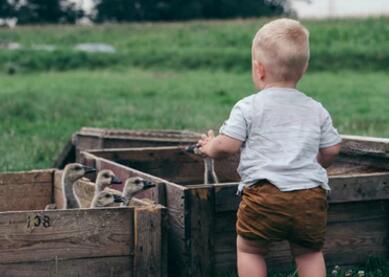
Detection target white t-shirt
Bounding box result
[219,87,342,192]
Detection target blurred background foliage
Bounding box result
[0,0,285,24]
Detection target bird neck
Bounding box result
[62,175,80,209]
[122,189,137,206]
[204,158,218,184]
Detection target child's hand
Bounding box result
[197,130,215,157]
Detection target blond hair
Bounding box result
[253,18,310,82]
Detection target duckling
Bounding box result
[185,144,219,185]
[62,163,96,209]
[91,191,125,208]
[121,177,156,206]
[95,169,122,194]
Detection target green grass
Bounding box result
[1,17,389,72]
[1,68,388,171]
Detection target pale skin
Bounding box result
[198,49,340,277]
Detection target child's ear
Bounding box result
[253,60,266,80]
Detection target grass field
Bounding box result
[1,17,389,275]
[1,17,389,72]
[1,68,388,171]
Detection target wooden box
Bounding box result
[80,135,389,277]
[0,169,167,277]
[54,127,201,168]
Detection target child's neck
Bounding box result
[262,81,297,90]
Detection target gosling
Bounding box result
[91,191,125,208]
[121,177,156,206]
[62,163,96,209]
[95,169,122,194]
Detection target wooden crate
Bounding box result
[0,169,167,277]
[80,135,389,277]
[54,127,201,168]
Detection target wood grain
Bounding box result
[0,256,132,277]
[0,170,55,212]
[0,208,134,263]
[134,204,168,277]
[189,186,215,277]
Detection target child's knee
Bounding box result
[237,235,269,256]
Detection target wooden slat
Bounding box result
[86,147,240,184]
[336,154,389,171]
[327,161,385,176]
[341,135,389,156]
[329,173,389,203]
[0,208,134,263]
[134,204,168,277]
[0,170,55,212]
[189,186,215,277]
[79,127,201,141]
[214,183,240,212]
[0,256,132,277]
[0,170,54,185]
[165,184,190,277]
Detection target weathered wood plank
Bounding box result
[327,161,385,176]
[74,129,201,162]
[0,183,53,212]
[0,256,132,277]
[189,186,215,277]
[79,127,201,142]
[86,147,240,184]
[341,135,389,156]
[214,183,240,212]
[134,204,168,277]
[0,208,134,263]
[329,173,389,203]
[0,170,55,212]
[0,169,54,185]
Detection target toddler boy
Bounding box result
[198,18,341,277]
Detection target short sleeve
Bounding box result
[320,108,342,148]
[219,100,248,142]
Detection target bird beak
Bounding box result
[113,194,125,203]
[142,180,156,190]
[185,144,197,154]
[111,175,122,185]
[82,166,96,174]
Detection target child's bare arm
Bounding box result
[198,134,242,158]
[317,143,341,168]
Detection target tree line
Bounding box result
[0,0,285,24]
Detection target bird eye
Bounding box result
[103,173,110,178]
[134,179,141,184]
[105,194,110,198]
[75,166,82,171]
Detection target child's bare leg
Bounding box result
[237,235,267,277]
[294,251,326,277]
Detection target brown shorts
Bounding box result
[236,182,328,256]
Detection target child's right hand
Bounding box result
[197,130,215,157]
